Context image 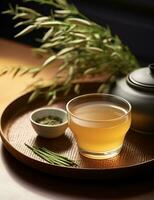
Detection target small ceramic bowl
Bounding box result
[30,107,68,138]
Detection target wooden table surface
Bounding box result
[0,38,154,200]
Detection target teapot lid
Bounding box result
[127,64,154,91]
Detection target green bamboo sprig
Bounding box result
[0,66,43,77]
[2,0,140,103]
[25,143,78,167]
[25,0,69,9]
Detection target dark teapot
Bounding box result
[110,64,154,134]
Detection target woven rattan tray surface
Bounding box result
[0,92,153,179]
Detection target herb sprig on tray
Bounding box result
[25,143,78,167]
[2,0,140,104]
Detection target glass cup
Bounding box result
[66,93,131,159]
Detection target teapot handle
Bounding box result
[149,64,154,74]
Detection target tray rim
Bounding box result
[0,92,154,177]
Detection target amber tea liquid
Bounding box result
[69,102,131,159]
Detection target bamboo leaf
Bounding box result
[53,29,64,37]
[36,16,50,22]
[54,14,68,18]
[17,6,41,16]
[40,21,66,27]
[2,9,14,15]
[86,47,104,53]
[57,63,68,72]
[42,41,61,48]
[43,55,57,66]
[28,90,40,103]
[66,18,92,26]
[42,27,54,41]
[33,48,48,54]
[14,20,33,27]
[12,67,21,77]
[69,32,87,39]
[29,67,41,76]
[84,68,97,75]
[20,67,29,75]
[15,25,36,37]
[48,91,57,105]
[50,36,65,42]
[55,9,71,14]
[2,4,15,15]
[65,24,76,32]
[97,83,107,93]
[111,52,122,59]
[74,83,80,94]
[57,47,76,56]
[13,13,30,20]
[41,42,55,48]
[68,66,73,76]
[0,69,8,76]
[68,39,86,45]
[55,0,68,6]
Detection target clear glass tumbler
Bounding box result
[66,93,131,159]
